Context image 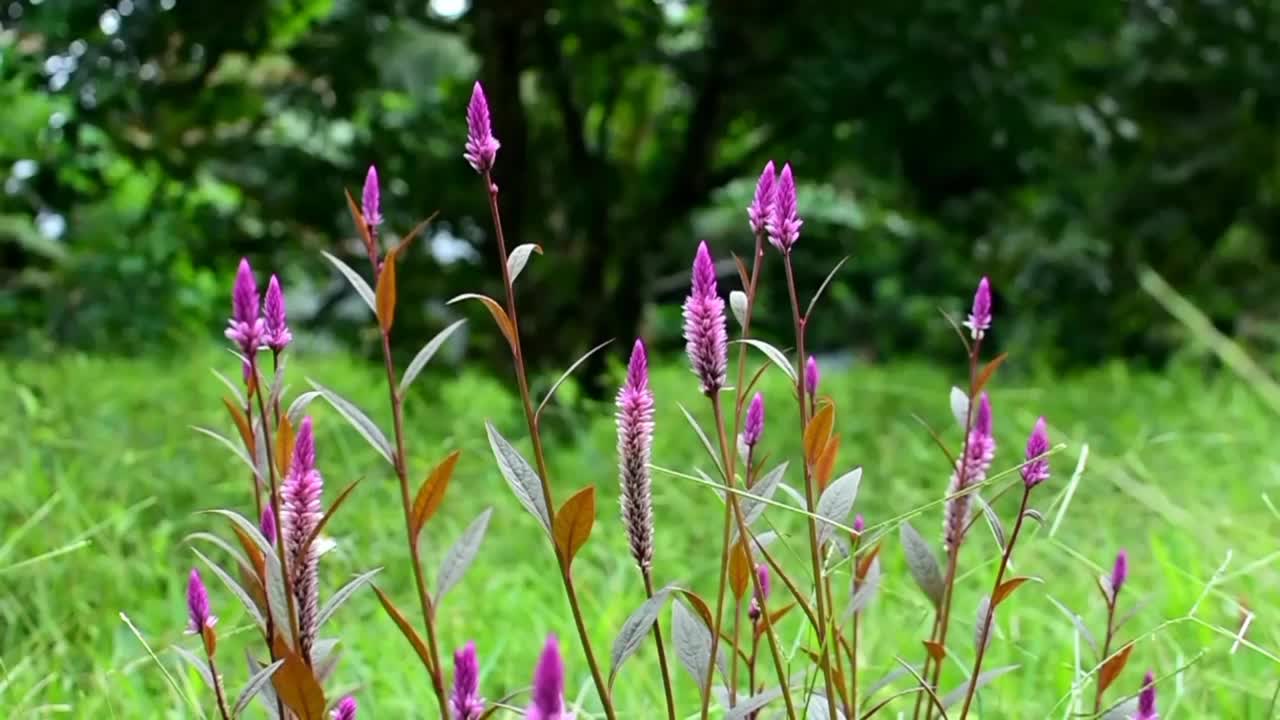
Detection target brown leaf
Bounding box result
[230,524,266,582]
[992,576,1035,607]
[276,413,295,478]
[344,188,374,252]
[372,585,435,673]
[804,402,836,466]
[815,434,841,491]
[1097,642,1133,695]
[201,624,218,657]
[728,539,751,599]
[300,480,360,559]
[375,245,399,333]
[973,352,1009,396]
[755,602,796,638]
[271,635,327,720]
[677,588,716,630]
[856,542,883,582]
[553,486,596,569]
[922,640,946,663]
[449,294,517,352]
[411,450,461,541]
[732,252,751,290]
[223,397,254,455]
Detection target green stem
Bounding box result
[643,570,679,720]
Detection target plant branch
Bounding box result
[643,570,678,720]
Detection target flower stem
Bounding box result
[482,174,616,720]
[250,357,300,650]
[782,252,838,720]
[242,381,282,717]
[643,570,678,720]
[1094,597,1117,713]
[205,654,232,720]
[958,486,1032,720]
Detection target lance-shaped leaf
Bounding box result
[816,468,862,548]
[399,319,467,396]
[321,251,376,315]
[372,585,435,672]
[677,403,724,477]
[287,391,322,427]
[271,636,326,720]
[507,243,542,281]
[536,339,614,418]
[729,291,748,329]
[815,435,841,491]
[900,521,945,609]
[232,658,285,718]
[848,555,882,616]
[992,576,1041,608]
[973,353,1008,396]
[939,665,1020,709]
[275,413,296,478]
[672,598,714,694]
[804,403,836,465]
[1046,595,1100,655]
[448,294,516,351]
[552,487,595,569]
[192,548,266,633]
[374,244,400,332]
[734,338,797,382]
[436,508,493,604]
[728,539,752,598]
[1100,699,1140,720]
[411,450,461,541]
[223,397,254,454]
[245,652,282,719]
[172,644,215,690]
[192,426,260,480]
[1097,643,1134,695]
[950,386,969,430]
[609,585,675,687]
[485,422,551,530]
[732,462,788,542]
[265,552,294,649]
[725,685,791,720]
[315,567,382,631]
[309,380,394,466]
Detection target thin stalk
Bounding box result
[1094,597,1117,713]
[826,577,851,718]
[243,381,284,720]
[378,329,450,720]
[730,596,743,705]
[244,386,263,525]
[958,487,1032,720]
[850,533,863,719]
[482,174,616,720]
[206,654,232,720]
[642,571,678,720]
[250,357,300,649]
[782,252,838,720]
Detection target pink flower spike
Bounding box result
[1111,549,1128,598]
[965,276,992,340]
[767,163,802,252]
[260,504,276,545]
[617,339,656,571]
[1136,670,1158,719]
[264,275,292,353]
[1021,417,1051,488]
[682,242,728,395]
[224,258,265,355]
[527,635,568,720]
[332,696,357,720]
[465,82,501,174]
[743,393,765,447]
[805,355,820,397]
[362,165,382,229]
[450,641,485,720]
[186,568,216,634]
[747,161,776,235]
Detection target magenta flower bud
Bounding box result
[464,82,501,174]
[682,241,728,395]
[1136,670,1158,719]
[805,355,820,398]
[186,568,216,634]
[450,641,485,720]
[282,417,324,658]
[854,514,865,534]
[617,339,656,571]
[260,504,276,545]
[767,163,802,252]
[264,275,292,353]
[748,563,771,622]
[527,635,567,720]
[332,697,357,720]
[1021,417,1051,488]
[747,161,776,235]
[224,258,265,355]
[944,392,996,553]
[965,276,992,341]
[1111,549,1128,599]
[362,165,382,229]
[743,393,765,447]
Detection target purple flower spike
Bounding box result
[282,417,324,658]
[944,392,996,553]
[767,163,802,252]
[743,393,765,447]
[617,339,656,571]
[264,275,292,353]
[450,641,485,720]
[527,635,569,720]
[224,258,265,355]
[465,82,501,174]
[747,161,776,235]
[682,241,728,395]
[965,277,992,341]
[1021,417,1051,488]
[186,568,216,634]
[332,697,357,720]
[854,514,865,534]
[362,165,382,229]
[1111,550,1128,599]
[806,355,820,397]
[260,504,276,545]
[1136,670,1158,720]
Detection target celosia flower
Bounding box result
[527,635,571,720]
[1111,549,1128,600]
[749,562,771,622]
[747,161,776,235]
[186,568,216,634]
[465,82,501,174]
[260,504,276,545]
[362,165,382,230]
[450,641,485,720]
[264,275,292,353]
[682,241,728,395]
[282,417,324,658]
[1136,670,1158,720]
[943,393,996,553]
[224,258,265,355]
[333,696,357,720]
[805,355,820,398]
[743,393,765,447]
[853,514,865,534]
[617,339,656,572]
[1021,417,1051,488]
[767,163,802,252]
[965,277,992,341]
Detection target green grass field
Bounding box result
[3,348,1278,718]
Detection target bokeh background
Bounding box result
[5,0,1280,716]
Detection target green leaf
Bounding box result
[399,319,467,396]
[900,521,945,609]
[485,422,551,530]
[315,567,382,631]
[309,379,394,466]
[232,658,284,718]
[321,251,375,315]
[608,584,675,687]
[435,508,493,605]
[734,338,798,382]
